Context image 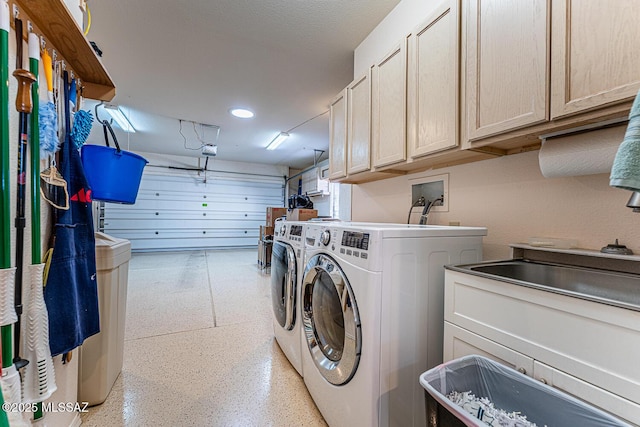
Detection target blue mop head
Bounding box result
[71,110,94,150]
[39,102,58,157]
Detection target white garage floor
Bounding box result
[80,249,326,427]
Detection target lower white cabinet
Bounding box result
[444,270,640,425]
[444,322,534,375]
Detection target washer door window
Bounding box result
[271,241,297,330]
[302,254,361,385]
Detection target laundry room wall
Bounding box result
[351,150,640,260]
[350,0,640,260]
[354,0,439,77]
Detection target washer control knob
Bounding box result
[320,230,331,246]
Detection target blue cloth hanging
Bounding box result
[610,89,640,191]
[44,71,99,356]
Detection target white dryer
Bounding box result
[271,219,307,376]
[300,223,487,427]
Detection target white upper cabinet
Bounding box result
[371,40,408,168]
[463,0,549,142]
[347,70,372,175]
[407,0,460,159]
[551,0,640,119]
[328,89,348,180]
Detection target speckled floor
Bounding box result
[80,249,327,427]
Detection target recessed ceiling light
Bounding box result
[230,108,254,119]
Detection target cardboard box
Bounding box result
[266,207,288,227]
[260,225,274,241]
[286,208,318,221]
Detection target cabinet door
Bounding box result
[408,0,459,158]
[329,89,348,180]
[551,0,640,119]
[372,40,407,168]
[444,322,534,376]
[464,0,549,141]
[347,71,372,174]
[533,361,640,426]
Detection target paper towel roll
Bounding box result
[539,125,627,178]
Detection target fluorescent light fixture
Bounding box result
[103,104,136,133]
[266,132,289,150]
[230,108,254,119]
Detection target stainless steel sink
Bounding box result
[447,260,640,311]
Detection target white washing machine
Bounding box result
[300,223,487,427]
[271,219,307,376]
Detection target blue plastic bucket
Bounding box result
[81,144,148,204]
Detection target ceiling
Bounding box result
[82,0,401,169]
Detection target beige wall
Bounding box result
[354,0,438,76]
[351,150,639,259]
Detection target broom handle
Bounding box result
[12,68,36,368]
[13,16,20,69]
[29,32,40,264]
[29,32,46,422]
[0,0,9,268]
[0,0,12,370]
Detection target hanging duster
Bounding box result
[69,79,93,150]
[20,31,56,409]
[43,71,100,356]
[0,1,13,425]
[38,49,57,157]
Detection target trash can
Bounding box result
[420,355,630,427]
[78,232,131,406]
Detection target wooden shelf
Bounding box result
[14,0,115,101]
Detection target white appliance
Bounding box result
[271,219,307,376]
[300,223,487,427]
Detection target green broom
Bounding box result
[0,4,20,427]
[0,0,15,370]
[0,1,11,425]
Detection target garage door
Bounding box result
[100,170,284,251]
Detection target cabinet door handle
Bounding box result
[517,367,527,375]
[539,378,548,385]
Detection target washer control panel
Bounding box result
[338,231,370,260]
[305,225,376,269]
[341,231,370,250]
[288,224,304,243]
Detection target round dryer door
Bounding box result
[302,254,361,385]
[271,241,297,330]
